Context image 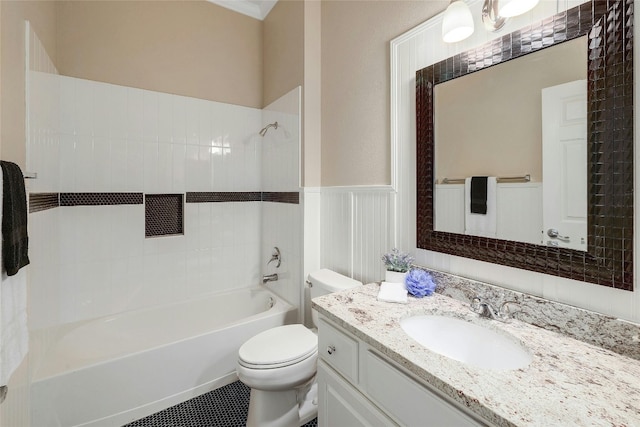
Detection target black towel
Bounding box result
[1,161,29,276]
[470,176,488,215]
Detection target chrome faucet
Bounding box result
[471,296,519,322]
[262,273,278,284]
[267,247,281,268]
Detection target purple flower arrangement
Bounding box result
[405,268,436,298]
[381,248,414,273]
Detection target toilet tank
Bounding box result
[309,269,362,327]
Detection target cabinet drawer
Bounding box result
[361,349,484,427]
[318,318,358,383]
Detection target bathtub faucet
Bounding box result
[262,274,278,284]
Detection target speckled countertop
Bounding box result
[312,283,640,427]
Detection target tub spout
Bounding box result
[262,274,278,284]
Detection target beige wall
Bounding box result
[2,0,446,186]
[1,1,57,170]
[263,0,321,187]
[320,0,445,186]
[302,0,321,187]
[435,36,586,183]
[56,0,263,108]
[263,0,304,107]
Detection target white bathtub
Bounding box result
[30,288,297,427]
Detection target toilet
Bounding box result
[236,269,362,427]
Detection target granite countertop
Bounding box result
[312,282,640,427]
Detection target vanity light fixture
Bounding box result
[443,0,540,43]
[442,0,475,43]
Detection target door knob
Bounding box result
[547,228,570,242]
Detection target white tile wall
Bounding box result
[28,73,269,328]
[27,72,60,194]
[262,88,301,192]
[5,21,58,427]
[24,24,303,427]
[262,202,302,307]
[261,87,303,311]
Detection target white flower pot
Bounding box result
[385,270,407,284]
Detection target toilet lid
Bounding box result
[238,324,318,368]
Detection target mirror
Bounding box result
[434,36,587,249]
[416,0,634,290]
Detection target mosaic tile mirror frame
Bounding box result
[416,0,634,290]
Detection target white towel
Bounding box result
[377,282,408,304]
[464,177,497,238]
[0,172,28,386]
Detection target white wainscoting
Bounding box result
[435,183,542,245]
[434,184,464,235]
[320,187,394,285]
[496,183,543,245]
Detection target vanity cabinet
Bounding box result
[317,362,394,426]
[317,316,487,427]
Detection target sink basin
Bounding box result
[400,315,532,371]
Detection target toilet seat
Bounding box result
[238,324,318,369]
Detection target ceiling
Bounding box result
[206,0,278,20]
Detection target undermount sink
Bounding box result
[400,315,532,371]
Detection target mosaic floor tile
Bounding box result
[124,381,318,427]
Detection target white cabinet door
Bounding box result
[360,349,484,427]
[317,361,396,427]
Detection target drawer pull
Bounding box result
[327,345,336,355]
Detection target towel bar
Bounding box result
[23,172,37,179]
[440,174,531,184]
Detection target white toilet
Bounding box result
[236,269,362,427]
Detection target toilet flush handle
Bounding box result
[327,345,336,355]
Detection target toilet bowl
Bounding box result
[236,269,362,427]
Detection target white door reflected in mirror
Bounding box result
[541,80,588,251]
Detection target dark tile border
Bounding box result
[60,192,143,206]
[261,192,299,204]
[29,193,59,213]
[29,191,298,213]
[185,191,299,204]
[416,0,633,290]
[185,192,261,203]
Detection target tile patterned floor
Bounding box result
[124,381,318,427]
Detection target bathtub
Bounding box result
[30,288,297,427]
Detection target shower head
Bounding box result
[259,122,279,136]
